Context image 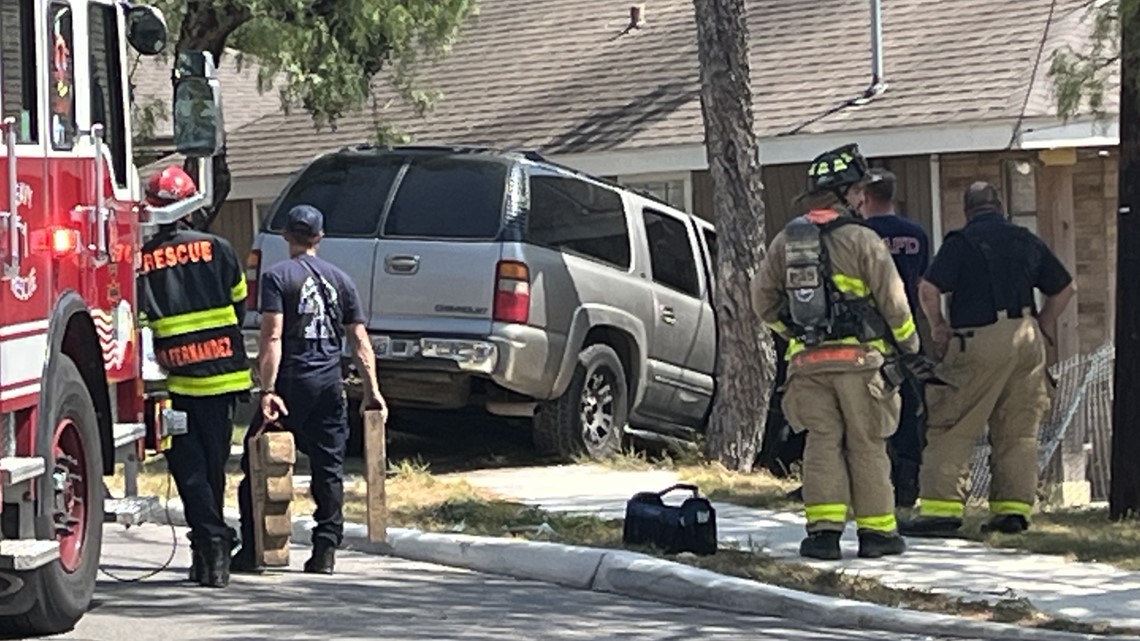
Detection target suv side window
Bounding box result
[643,208,700,298]
[528,173,631,270]
[702,228,717,266]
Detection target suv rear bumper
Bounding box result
[240,324,563,400]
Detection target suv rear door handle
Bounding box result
[385,254,420,275]
[660,305,677,325]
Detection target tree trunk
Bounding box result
[176,1,251,231]
[692,0,776,472]
[1111,0,1140,521]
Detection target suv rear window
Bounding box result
[266,153,508,239]
[267,155,402,236]
[382,157,508,239]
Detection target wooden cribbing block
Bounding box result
[250,429,295,567]
[364,409,388,543]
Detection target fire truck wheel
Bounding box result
[0,354,103,636]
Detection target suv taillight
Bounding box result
[493,261,530,324]
[246,249,261,312]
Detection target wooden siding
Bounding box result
[691,154,934,240]
[210,198,256,260]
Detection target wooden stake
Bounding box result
[364,409,388,542]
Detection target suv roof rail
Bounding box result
[324,142,689,215]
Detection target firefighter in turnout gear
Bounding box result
[138,165,253,588]
[901,182,1075,538]
[752,143,921,560]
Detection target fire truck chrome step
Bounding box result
[0,539,60,571]
[112,422,146,450]
[104,495,163,526]
[0,456,46,486]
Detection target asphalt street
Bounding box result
[47,523,984,641]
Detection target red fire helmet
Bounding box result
[145,165,197,207]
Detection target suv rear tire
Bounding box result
[533,344,628,461]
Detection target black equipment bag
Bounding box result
[622,484,717,556]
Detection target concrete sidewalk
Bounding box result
[449,464,1140,629]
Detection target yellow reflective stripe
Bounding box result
[893,315,917,342]
[990,501,1032,518]
[150,305,239,338]
[767,321,788,334]
[786,336,889,359]
[231,273,248,302]
[918,499,964,519]
[804,503,848,524]
[856,514,898,533]
[831,273,869,297]
[166,370,252,396]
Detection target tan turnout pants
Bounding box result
[782,365,900,534]
[917,315,1051,520]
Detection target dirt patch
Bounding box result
[110,461,1132,636]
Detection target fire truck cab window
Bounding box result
[89,2,126,186]
[0,0,39,143]
[47,2,77,150]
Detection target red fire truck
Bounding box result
[0,1,226,635]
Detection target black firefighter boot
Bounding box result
[857,531,907,559]
[304,540,337,575]
[200,537,232,588]
[799,531,842,560]
[981,514,1029,535]
[187,535,206,583]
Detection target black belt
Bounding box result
[953,330,974,353]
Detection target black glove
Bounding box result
[899,352,951,387]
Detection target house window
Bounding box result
[1004,159,1037,217]
[622,178,688,212]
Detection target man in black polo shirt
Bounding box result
[901,182,1075,537]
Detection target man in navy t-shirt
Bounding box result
[860,169,930,509]
[233,204,387,574]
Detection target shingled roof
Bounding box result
[221,0,1112,179]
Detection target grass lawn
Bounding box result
[586,449,1140,573]
[106,457,1131,637]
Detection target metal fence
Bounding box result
[966,342,1114,503]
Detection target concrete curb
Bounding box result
[155,501,1137,641]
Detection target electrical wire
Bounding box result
[97,468,180,583]
[1007,0,1062,150]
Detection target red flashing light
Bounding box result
[32,227,81,257]
[51,228,79,255]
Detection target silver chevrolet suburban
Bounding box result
[244,145,719,460]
